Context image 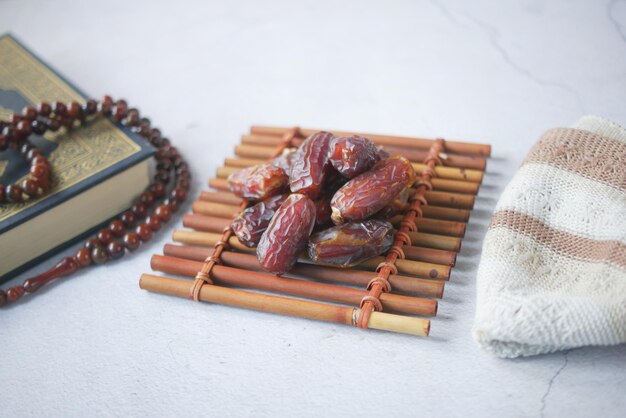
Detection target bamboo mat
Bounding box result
[140,126,491,336]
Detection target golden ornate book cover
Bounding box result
[0,34,154,281]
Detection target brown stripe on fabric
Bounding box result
[490,210,626,269]
[523,128,626,190]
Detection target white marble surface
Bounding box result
[1,1,625,417]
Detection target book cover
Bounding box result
[0,34,154,281]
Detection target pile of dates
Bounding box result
[228,132,417,274]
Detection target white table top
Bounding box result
[1,1,625,417]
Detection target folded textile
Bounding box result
[473,115,626,358]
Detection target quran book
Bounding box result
[0,34,154,281]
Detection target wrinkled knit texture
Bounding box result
[473,115,626,358]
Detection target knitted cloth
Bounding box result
[473,115,626,358]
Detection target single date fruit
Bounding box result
[329,135,379,178]
[307,220,395,267]
[289,131,335,199]
[331,156,416,224]
[257,194,316,274]
[376,187,410,218]
[231,194,288,247]
[228,163,289,201]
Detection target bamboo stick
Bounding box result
[224,157,267,168]
[192,198,465,237]
[183,214,457,266]
[411,163,483,183]
[240,135,487,170]
[387,215,466,237]
[408,231,461,252]
[199,191,242,206]
[429,178,479,194]
[421,206,470,222]
[383,146,486,170]
[199,191,470,223]
[235,144,276,160]
[151,255,437,316]
[172,229,451,280]
[248,126,491,156]
[414,190,475,210]
[192,201,239,219]
[140,274,430,336]
[163,244,445,297]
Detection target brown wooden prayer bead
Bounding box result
[52,101,67,116]
[149,181,166,198]
[109,220,125,237]
[155,204,172,222]
[132,203,148,217]
[30,163,48,178]
[84,238,101,251]
[177,178,190,189]
[31,155,46,165]
[21,179,39,197]
[123,232,141,250]
[17,120,32,136]
[37,101,51,117]
[154,169,170,183]
[98,98,113,116]
[97,229,114,245]
[140,191,155,206]
[22,106,38,120]
[91,247,109,264]
[136,224,153,241]
[112,100,127,121]
[121,210,136,226]
[107,241,125,259]
[75,248,92,267]
[67,101,82,119]
[124,109,139,126]
[145,215,161,231]
[83,99,98,115]
[7,184,23,202]
[171,187,187,202]
[163,198,179,212]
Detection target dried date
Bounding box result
[330,156,416,224]
[257,194,316,274]
[376,187,410,218]
[289,131,335,199]
[228,163,289,201]
[231,194,288,247]
[307,220,394,267]
[328,135,379,178]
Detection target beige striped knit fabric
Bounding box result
[473,115,626,358]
